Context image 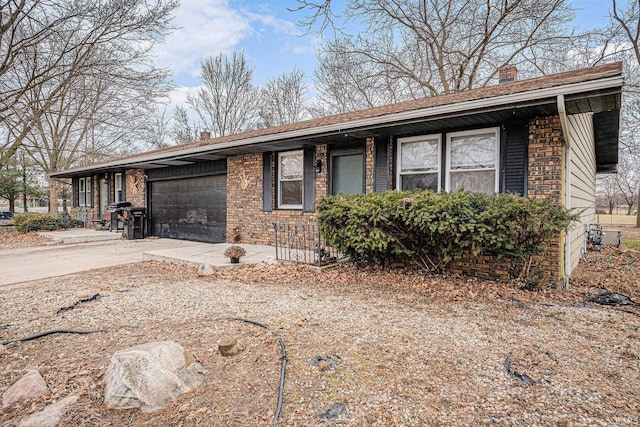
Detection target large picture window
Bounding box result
[446,128,499,194]
[278,150,303,209]
[397,135,441,191]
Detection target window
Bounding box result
[331,149,364,195]
[114,173,123,202]
[446,128,499,194]
[78,177,92,206]
[278,150,303,209]
[397,135,441,191]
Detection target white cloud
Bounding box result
[154,0,251,79]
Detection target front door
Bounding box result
[331,148,365,195]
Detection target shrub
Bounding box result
[317,191,577,278]
[13,213,84,233]
[223,245,246,259]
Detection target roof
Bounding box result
[51,62,623,178]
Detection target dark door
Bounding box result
[150,175,227,243]
[331,148,365,195]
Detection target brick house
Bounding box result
[50,62,623,283]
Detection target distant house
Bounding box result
[49,62,623,283]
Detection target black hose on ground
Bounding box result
[1,329,106,346]
[207,317,286,427]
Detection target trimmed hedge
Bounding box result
[317,191,577,279]
[13,213,84,233]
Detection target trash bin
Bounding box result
[106,202,131,232]
[122,207,147,240]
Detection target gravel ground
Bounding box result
[1,237,639,426]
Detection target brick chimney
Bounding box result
[200,130,211,140]
[498,65,517,84]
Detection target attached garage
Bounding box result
[147,160,227,243]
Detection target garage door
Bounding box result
[150,174,227,243]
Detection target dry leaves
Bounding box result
[1,235,639,426]
[0,231,52,249]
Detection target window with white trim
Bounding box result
[397,135,441,191]
[446,128,499,194]
[78,177,92,206]
[114,173,123,202]
[278,150,303,209]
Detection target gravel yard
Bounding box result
[1,238,639,426]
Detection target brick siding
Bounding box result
[125,169,146,207]
[226,147,328,245]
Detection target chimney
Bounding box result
[498,65,517,84]
[200,130,211,140]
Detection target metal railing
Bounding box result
[272,221,344,266]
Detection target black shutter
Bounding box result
[89,177,94,208]
[303,146,315,212]
[374,139,390,192]
[503,121,528,196]
[262,152,272,212]
[72,178,78,207]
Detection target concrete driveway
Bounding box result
[0,230,276,289]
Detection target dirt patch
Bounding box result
[1,247,639,426]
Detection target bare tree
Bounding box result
[314,43,407,114]
[2,0,177,212]
[258,67,309,127]
[187,51,259,138]
[303,0,578,110]
[615,154,639,215]
[610,0,640,64]
[601,0,640,226]
[139,106,175,151]
[0,0,177,170]
[171,106,199,145]
[597,175,619,215]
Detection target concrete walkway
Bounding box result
[0,229,276,289]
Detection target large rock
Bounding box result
[2,370,48,407]
[18,395,79,427]
[103,340,205,412]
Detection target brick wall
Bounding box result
[226,146,328,245]
[365,138,375,193]
[526,115,564,282]
[125,169,146,207]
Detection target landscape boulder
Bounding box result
[2,370,48,407]
[103,340,205,412]
[18,395,79,427]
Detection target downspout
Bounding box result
[557,95,571,289]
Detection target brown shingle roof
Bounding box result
[67,62,625,168]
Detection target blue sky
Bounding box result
[154,0,613,108]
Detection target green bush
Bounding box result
[317,191,577,278]
[13,213,84,233]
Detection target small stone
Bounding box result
[2,370,48,407]
[18,395,79,427]
[197,264,215,276]
[318,360,331,371]
[219,337,239,356]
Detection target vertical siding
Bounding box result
[567,113,596,274]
